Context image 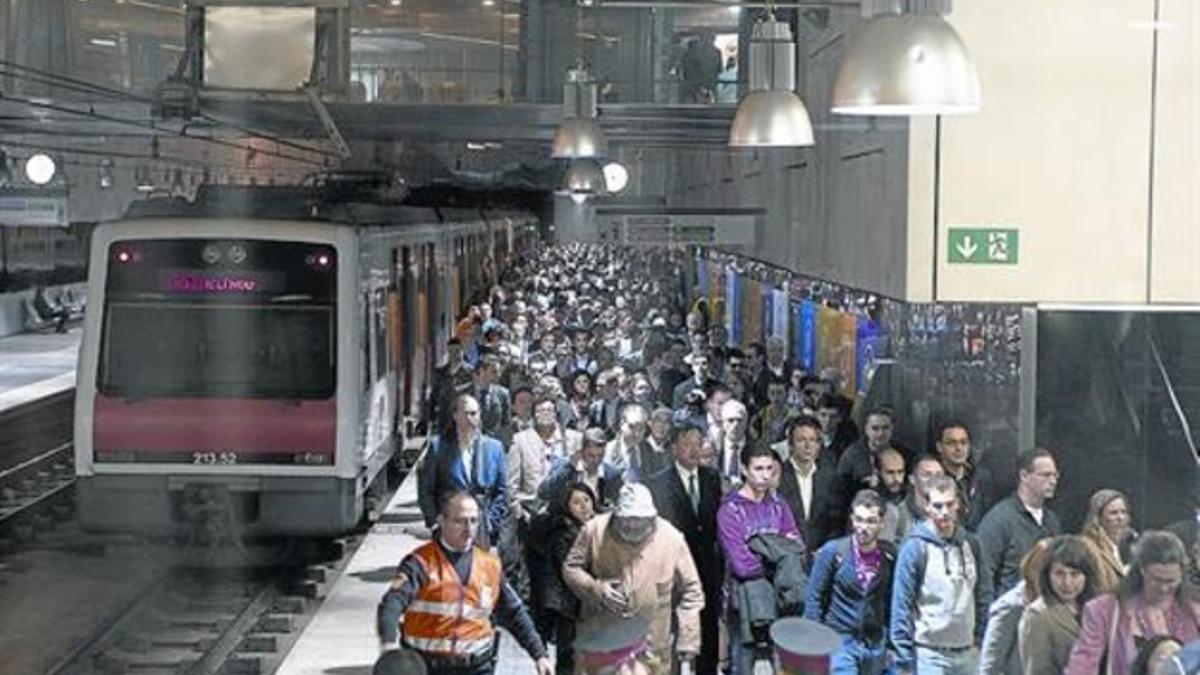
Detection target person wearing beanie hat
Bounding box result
[563,483,705,675]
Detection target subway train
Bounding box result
[73,185,538,538]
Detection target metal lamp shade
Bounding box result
[831,13,981,115]
[551,118,608,159]
[558,159,607,200]
[729,15,814,147]
[730,90,815,147]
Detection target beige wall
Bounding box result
[1149,0,1200,302]
[925,0,1158,303]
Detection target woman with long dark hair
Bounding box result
[542,482,597,675]
[1066,531,1200,675]
[559,369,594,432]
[1019,536,1105,674]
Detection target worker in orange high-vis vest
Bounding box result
[378,490,552,675]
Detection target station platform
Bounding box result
[276,468,542,675]
[0,328,81,415]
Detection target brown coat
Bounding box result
[562,513,705,675]
[1019,597,1080,675]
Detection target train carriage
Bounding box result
[74,190,536,538]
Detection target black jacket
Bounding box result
[646,464,723,590]
[748,533,809,615]
[537,513,583,618]
[777,458,839,552]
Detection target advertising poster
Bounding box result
[762,284,774,342]
[838,312,859,396]
[816,306,840,374]
[856,317,882,397]
[744,277,762,347]
[726,267,741,345]
[793,300,817,371]
[708,261,724,326]
[772,287,789,341]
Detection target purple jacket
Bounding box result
[717,489,803,580]
[1066,594,1200,675]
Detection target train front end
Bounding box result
[74,220,362,538]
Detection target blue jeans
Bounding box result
[830,635,892,675]
[915,646,978,675]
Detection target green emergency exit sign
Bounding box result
[948,228,1019,264]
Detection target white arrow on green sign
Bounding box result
[948,228,1019,264]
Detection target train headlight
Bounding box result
[227,244,247,264]
[202,244,223,264]
[306,249,335,270]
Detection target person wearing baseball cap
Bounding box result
[563,484,705,675]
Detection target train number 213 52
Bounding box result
[192,451,239,465]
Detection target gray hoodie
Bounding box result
[889,520,993,670]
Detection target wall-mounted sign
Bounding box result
[948,227,1019,264]
[596,212,757,246]
[0,195,69,227]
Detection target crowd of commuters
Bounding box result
[379,243,1200,675]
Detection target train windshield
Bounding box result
[98,238,337,399]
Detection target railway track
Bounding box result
[45,566,316,675]
[1,389,400,674]
[0,391,77,548]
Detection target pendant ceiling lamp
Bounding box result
[557,158,607,203]
[551,67,608,159]
[831,0,980,116]
[729,14,814,147]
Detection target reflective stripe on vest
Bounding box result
[401,541,502,656]
[403,635,495,655]
[407,599,492,622]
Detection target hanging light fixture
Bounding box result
[729,13,814,147]
[551,67,608,159]
[831,0,980,116]
[556,158,607,204]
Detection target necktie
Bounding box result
[629,446,641,483]
[726,443,740,479]
[688,472,699,513]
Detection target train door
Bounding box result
[397,245,413,417]
[362,282,392,461]
[422,242,438,411]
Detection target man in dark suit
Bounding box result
[430,338,475,434]
[776,415,840,552]
[672,350,719,410]
[833,406,904,529]
[474,354,512,441]
[538,426,624,512]
[418,394,509,549]
[605,403,670,483]
[655,338,690,407]
[646,422,723,675]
